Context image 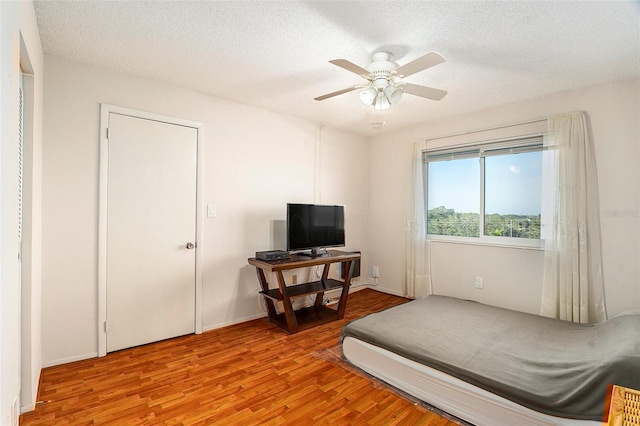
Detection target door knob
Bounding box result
[186,242,195,250]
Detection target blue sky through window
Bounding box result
[427,158,479,214]
[428,152,542,215]
[485,152,542,215]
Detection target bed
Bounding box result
[341,295,640,426]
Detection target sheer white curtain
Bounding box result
[540,111,606,323]
[405,140,430,298]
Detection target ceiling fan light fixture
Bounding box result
[373,91,391,111]
[384,85,403,104]
[316,50,447,110]
[359,87,377,106]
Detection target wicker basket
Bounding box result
[608,385,640,426]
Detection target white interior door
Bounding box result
[106,113,197,352]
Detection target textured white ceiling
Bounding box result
[34,1,640,136]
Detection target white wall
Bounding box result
[41,56,370,366]
[0,0,44,420]
[36,36,640,379]
[368,78,640,316]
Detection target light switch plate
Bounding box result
[207,204,217,218]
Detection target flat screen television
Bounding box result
[287,203,345,257]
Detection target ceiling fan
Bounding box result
[314,51,447,111]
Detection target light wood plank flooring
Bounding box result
[21,289,460,425]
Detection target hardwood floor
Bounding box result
[21,289,460,425]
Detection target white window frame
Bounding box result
[423,134,546,249]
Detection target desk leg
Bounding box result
[276,271,298,333]
[255,268,277,320]
[314,263,331,308]
[336,260,354,319]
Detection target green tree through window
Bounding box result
[424,136,543,242]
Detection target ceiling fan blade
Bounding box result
[395,52,446,78]
[403,83,448,101]
[329,59,372,79]
[314,86,359,101]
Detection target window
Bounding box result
[423,136,544,246]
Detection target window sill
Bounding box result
[426,235,544,251]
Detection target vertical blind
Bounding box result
[422,135,545,163]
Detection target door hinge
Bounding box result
[104,321,108,333]
[106,127,110,140]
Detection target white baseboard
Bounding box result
[20,403,35,415]
[43,352,98,368]
[363,285,407,298]
[203,312,267,333]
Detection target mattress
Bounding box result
[341,295,640,421]
[342,336,600,426]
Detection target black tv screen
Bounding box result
[287,204,345,254]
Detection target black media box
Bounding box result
[256,250,290,261]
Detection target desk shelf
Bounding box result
[259,278,344,301]
[248,250,360,333]
[268,306,339,332]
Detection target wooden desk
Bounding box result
[248,250,361,333]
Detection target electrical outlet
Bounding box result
[291,274,297,284]
[372,266,379,278]
[475,277,484,289]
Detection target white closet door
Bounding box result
[106,113,197,352]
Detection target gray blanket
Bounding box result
[341,295,640,421]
